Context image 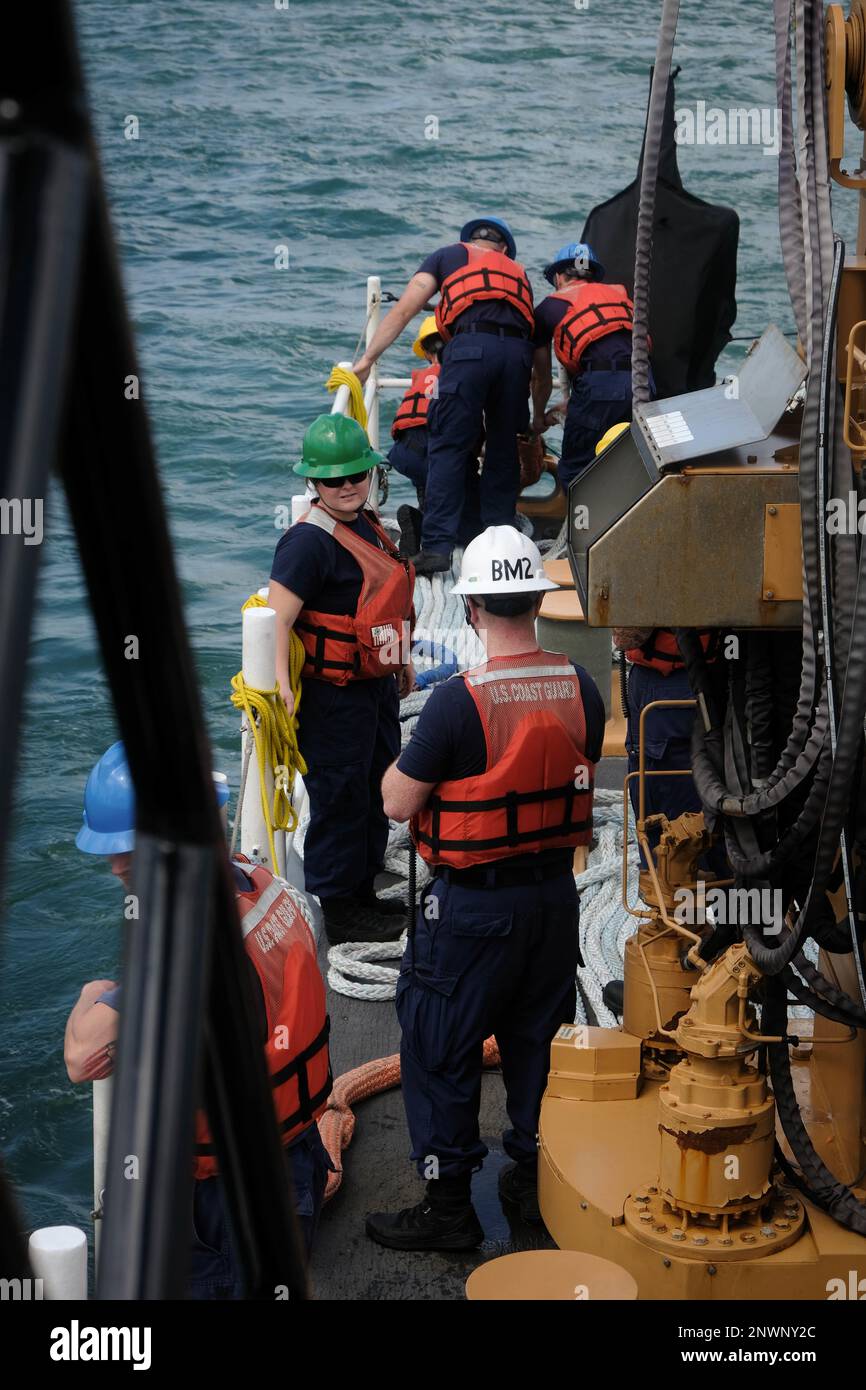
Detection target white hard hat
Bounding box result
[451,525,559,595]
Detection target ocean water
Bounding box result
[1,0,858,1236]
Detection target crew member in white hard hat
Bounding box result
[365,525,605,1250]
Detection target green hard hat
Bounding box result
[293,413,382,478]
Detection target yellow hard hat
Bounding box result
[413,315,440,359]
[595,421,630,456]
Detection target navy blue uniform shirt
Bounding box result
[270,507,381,615]
[418,244,531,335]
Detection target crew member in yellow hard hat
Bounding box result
[267,414,414,945]
[388,316,484,558]
[366,526,606,1249]
[387,316,442,504]
[530,241,654,493]
[353,217,535,577]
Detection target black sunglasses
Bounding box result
[317,470,371,489]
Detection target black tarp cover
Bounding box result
[581,70,739,398]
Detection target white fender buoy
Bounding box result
[28,1226,87,1300]
[239,605,285,876]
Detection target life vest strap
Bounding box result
[194,1018,332,1159]
[420,780,593,855]
[295,619,358,675]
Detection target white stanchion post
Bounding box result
[239,605,285,876]
[92,1076,112,1269]
[366,275,381,450]
[28,1226,87,1300]
[329,359,354,416]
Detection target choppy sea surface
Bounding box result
[1,0,857,1234]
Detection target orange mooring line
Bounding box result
[318,1037,502,1199]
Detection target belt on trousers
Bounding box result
[433,861,570,889]
[576,356,632,374]
[453,321,529,340]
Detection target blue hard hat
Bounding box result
[543,241,605,285]
[460,216,517,260]
[76,741,230,854]
[76,741,135,854]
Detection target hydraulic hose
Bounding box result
[781,964,866,1027]
[764,976,866,1235]
[631,0,680,406]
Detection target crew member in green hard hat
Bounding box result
[267,414,415,944]
[352,217,535,577]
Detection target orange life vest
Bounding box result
[295,507,415,685]
[412,650,594,869]
[194,859,331,1180]
[550,281,635,374]
[435,244,535,341]
[626,628,719,676]
[391,364,440,438]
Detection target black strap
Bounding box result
[194,1017,332,1158]
[418,783,593,854]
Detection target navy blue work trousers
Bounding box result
[388,429,429,491]
[388,428,483,542]
[625,663,700,833]
[187,1125,333,1299]
[558,368,634,493]
[296,674,400,900]
[625,662,729,877]
[396,870,579,1179]
[421,332,532,553]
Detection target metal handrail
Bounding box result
[329,277,412,451]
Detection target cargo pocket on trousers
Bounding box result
[396,964,461,1072]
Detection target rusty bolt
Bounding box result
[580,1202,587,1210]
[692,1235,709,1246]
[741,1234,756,1244]
[775,1221,790,1230]
[671,1230,686,1241]
[639,1211,653,1223]
[663,1258,671,1268]
[708,1265,717,1276]
[760,1225,775,1238]
[768,505,777,515]
[764,590,775,600]
[718,1238,733,1247]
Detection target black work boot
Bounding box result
[321,897,407,946]
[366,1175,483,1251]
[410,549,452,578]
[498,1161,542,1224]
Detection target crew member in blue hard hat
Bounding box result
[268,414,413,944]
[365,527,606,1250]
[64,741,334,1297]
[353,217,535,576]
[531,241,653,493]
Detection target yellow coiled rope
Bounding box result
[230,594,307,870]
[326,365,368,429]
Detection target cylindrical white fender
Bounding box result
[28,1226,87,1300]
[239,606,285,875]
